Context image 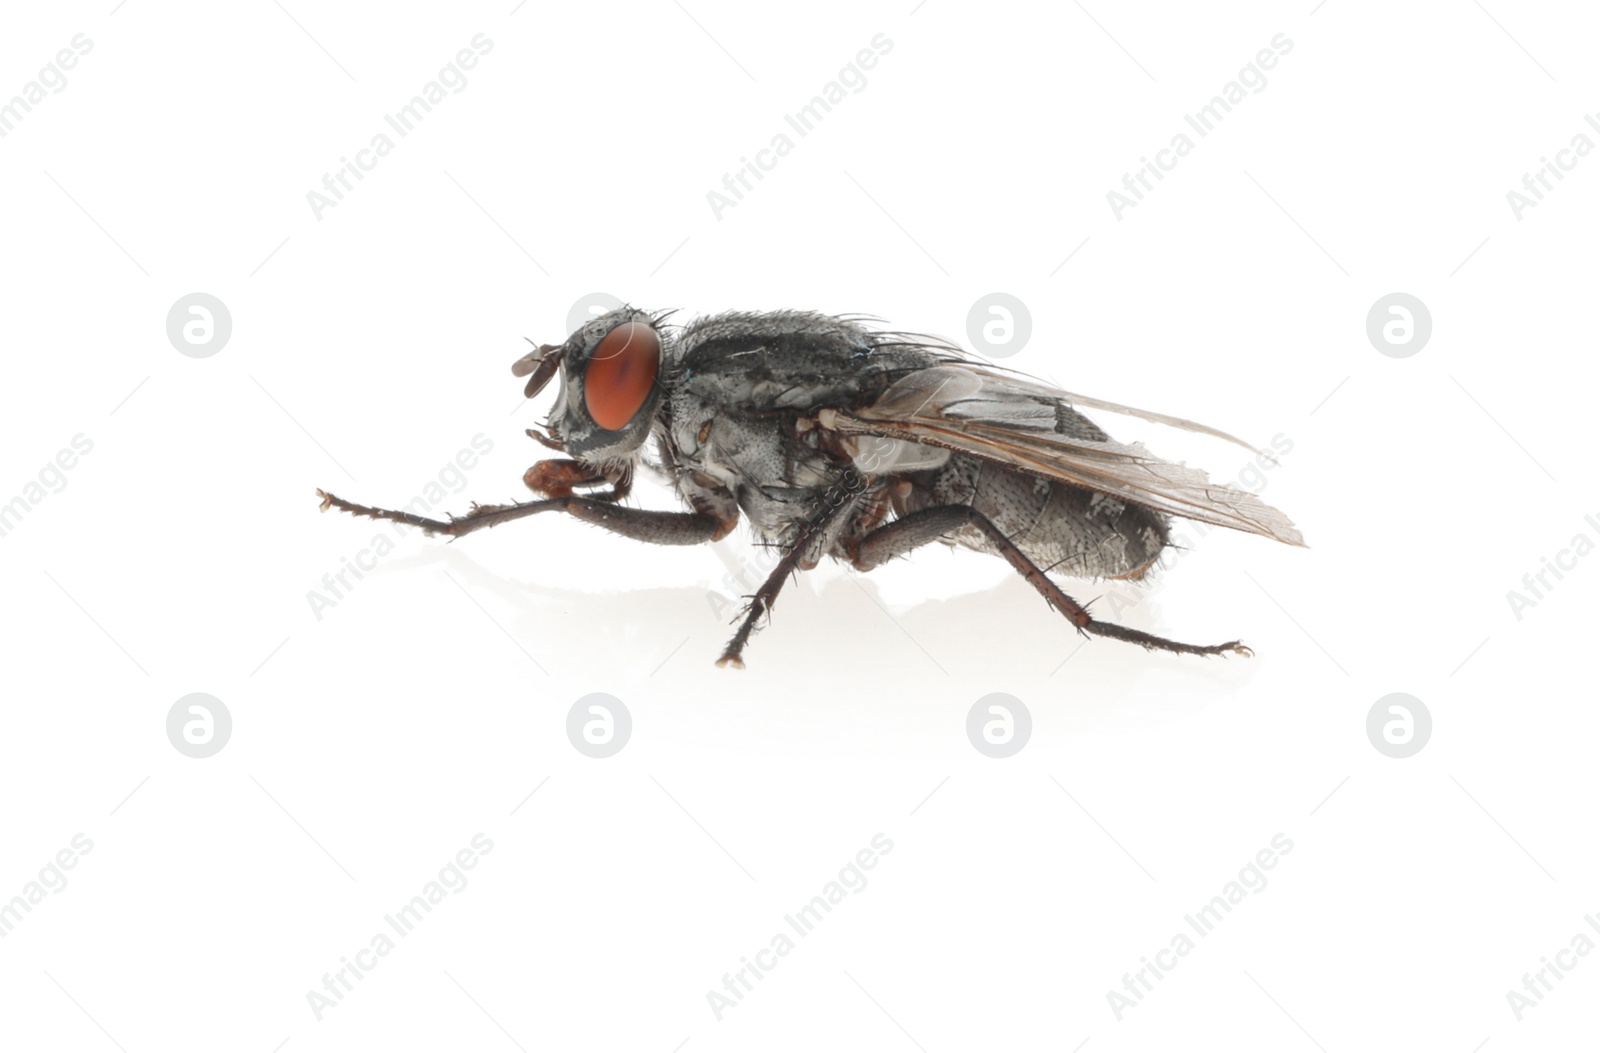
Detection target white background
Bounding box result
[2,1,1596,1049]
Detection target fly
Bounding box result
[317,306,1305,667]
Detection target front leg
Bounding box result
[316,488,727,545]
[522,457,632,502]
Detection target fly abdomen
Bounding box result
[899,454,1170,581]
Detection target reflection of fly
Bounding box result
[318,307,1305,667]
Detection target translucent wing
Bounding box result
[819,362,1306,546]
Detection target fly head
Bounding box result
[511,305,667,462]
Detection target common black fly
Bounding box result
[317,307,1304,666]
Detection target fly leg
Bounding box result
[716,472,865,669]
[522,458,633,503]
[714,535,811,670]
[852,505,1251,658]
[316,488,726,545]
[523,458,608,496]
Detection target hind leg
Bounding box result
[852,505,1250,658]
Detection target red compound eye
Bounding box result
[584,321,660,430]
